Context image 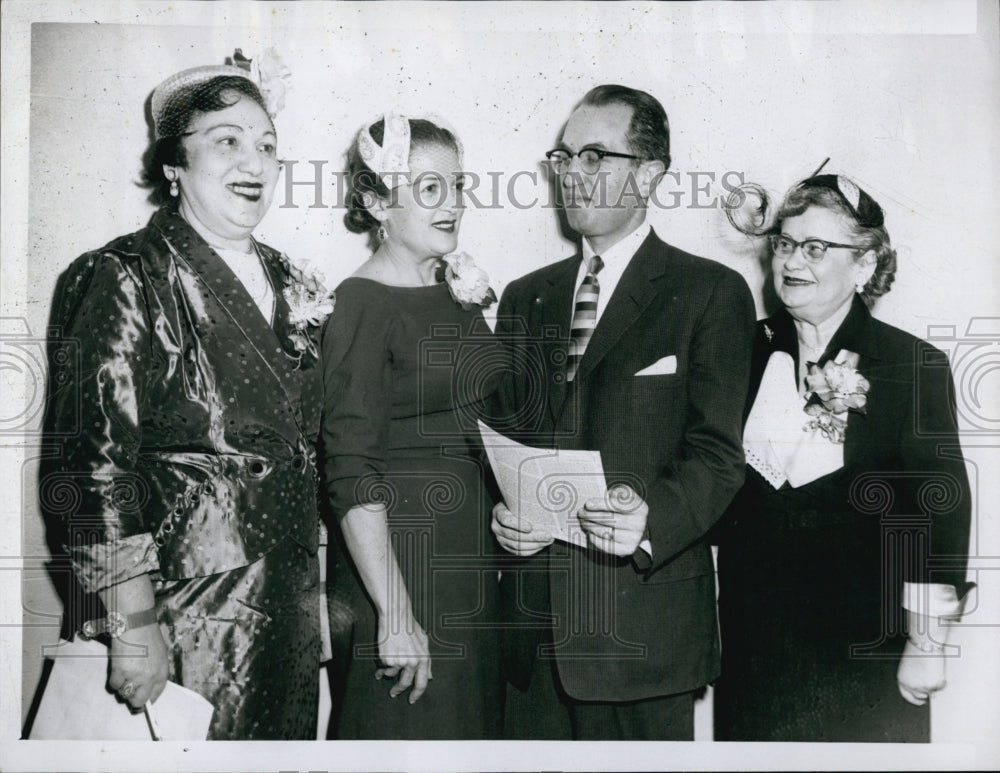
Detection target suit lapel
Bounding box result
[539,256,580,423]
[819,295,881,366]
[256,242,297,358]
[257,245,324,437]
[819,297,881,469]
[151,209,307,438]
[748,299,881,480]
[571,230,668,385]
[759,298,881,470]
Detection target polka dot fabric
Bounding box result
[47,206,323,738]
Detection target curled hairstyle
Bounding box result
[578,85,671,171]
[141,76,271,206]
[774,185,897,306]
[343,118,461,235]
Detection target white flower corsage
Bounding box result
[280,256,335,365]
[803,349,870,444]
[440,252,497,310]
[229,48,291,117]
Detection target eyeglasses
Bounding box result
[545,147,641,175]
[768,234,866,263]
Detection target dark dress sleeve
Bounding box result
[44,250,160,592]
[901,340,973,595]
[320,282,396,519]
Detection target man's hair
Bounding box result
[579,85,671,171]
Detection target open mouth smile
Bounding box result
[432,220,456,233]
[228,182,263,201]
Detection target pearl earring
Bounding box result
[377,224,388,243]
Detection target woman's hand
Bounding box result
[99,574,168,708]
[376,611,432,704]
[107,623,170,709]
[340,503,434,704]
[491,502,553,556]
[897,639,948,706]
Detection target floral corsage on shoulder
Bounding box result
[803,349,870,444]
[279,255,335,366]
[437,252,497,310]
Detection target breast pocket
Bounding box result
[626,373,686,419]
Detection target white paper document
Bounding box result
[144,680,216,741]
[478,420,608,543]
[29,636,215,740]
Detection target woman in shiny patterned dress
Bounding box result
[42,51,332,739]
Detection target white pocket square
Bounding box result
[634,355,677,376]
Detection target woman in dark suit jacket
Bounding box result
[714,174,973,742]
[41,51,333,739]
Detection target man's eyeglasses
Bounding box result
[545,147,641,175]
[769,234,866,263]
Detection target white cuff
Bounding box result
[902,582,967,618]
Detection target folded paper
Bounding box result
[478,420,607,543]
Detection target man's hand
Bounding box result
[491,502,554,556]
[577,485,648,556]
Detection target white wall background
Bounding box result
[2,1,998,770]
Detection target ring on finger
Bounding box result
[119,681,137,699]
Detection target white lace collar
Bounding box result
[744,351,845,488]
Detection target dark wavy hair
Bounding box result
[577,84,671,171]
[343,118,461,238]
[140,75,271,207]
[774,185,897,306]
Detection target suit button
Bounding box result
[248,460,270,478]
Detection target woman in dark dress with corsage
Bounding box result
[713,174,974,742]
[42,50,334,739]
[321,114,503,739]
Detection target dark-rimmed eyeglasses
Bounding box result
[769,234,866,263]
[545,147,641,175]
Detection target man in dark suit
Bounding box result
[490,84,755,740]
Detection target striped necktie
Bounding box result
[566,255,604,382]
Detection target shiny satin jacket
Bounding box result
[45,207,322,592]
